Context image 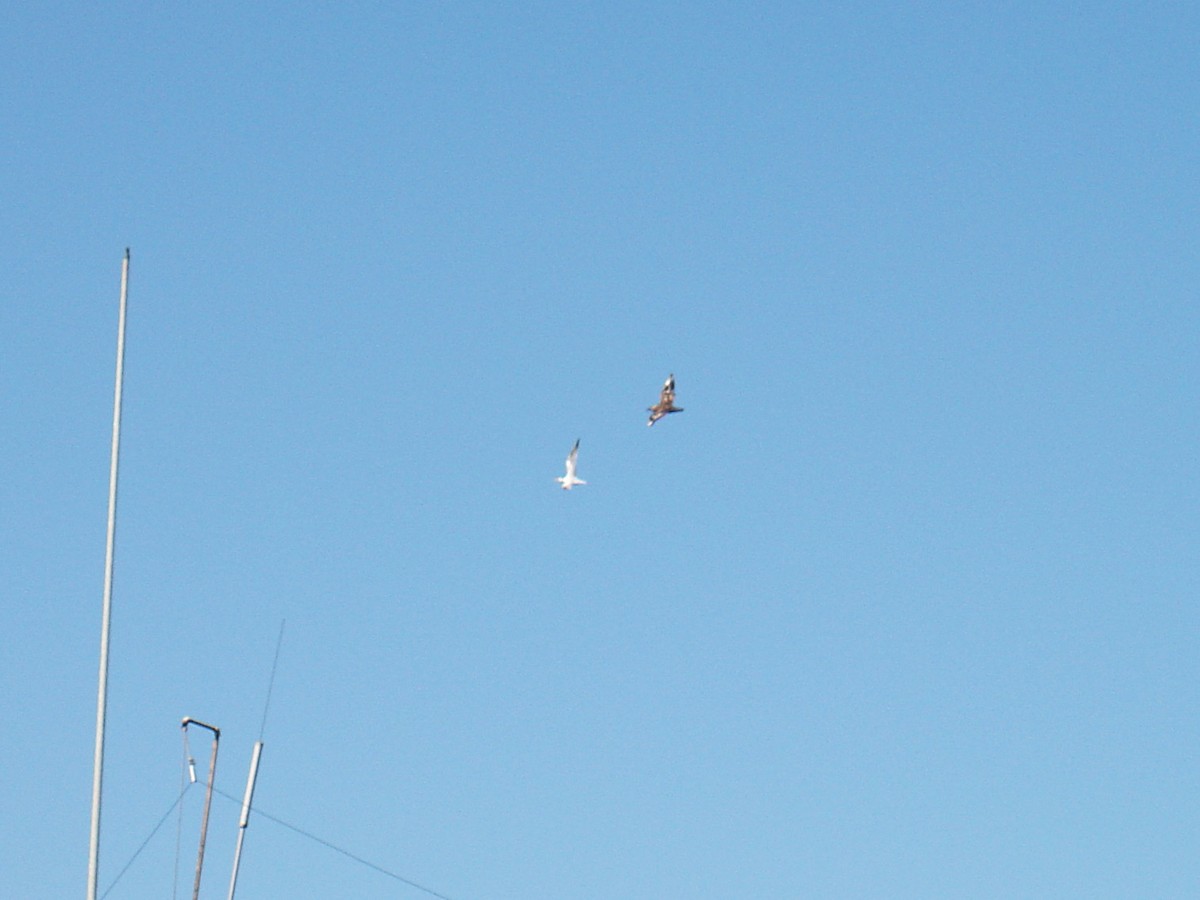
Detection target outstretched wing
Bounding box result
[659,373,676,405]
[564,439,580,476]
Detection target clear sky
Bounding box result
[3,3,1198,898]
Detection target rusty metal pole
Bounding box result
[182,718,220,900]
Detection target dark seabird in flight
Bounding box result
[647,373,683,427]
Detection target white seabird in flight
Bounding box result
[557,439,587,490]
[647,373,684,427]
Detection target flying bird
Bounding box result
[647,373,684,427]
[557,439,587,490]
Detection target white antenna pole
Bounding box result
[228,621,284,899]
[226,741,264,900]
[88,248,131,900]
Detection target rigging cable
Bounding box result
[99,783,192,900]
[171,725,192,900]
[210,785,458,900]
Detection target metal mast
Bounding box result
[87,248,131,900]
[182,718,221,900]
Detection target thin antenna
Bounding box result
[229,621,285,900]
[259,619,286,740]
[88,248,131,900]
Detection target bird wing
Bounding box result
[659,374,676,405]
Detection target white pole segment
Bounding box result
[227,741,265,900]
[87,248,130,900]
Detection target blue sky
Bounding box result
[3,3,1198,897]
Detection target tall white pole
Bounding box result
[88,248,130,900]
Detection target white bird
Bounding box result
[647,373,684,426]
[557,439,587,490]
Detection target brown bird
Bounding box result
[647,373,684,427]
